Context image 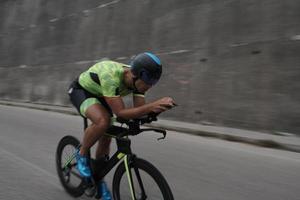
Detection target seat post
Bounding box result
[83,117,88,131]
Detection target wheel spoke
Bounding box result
[70,170,84,180]
[65,174,70,183]
[63,153,76,169]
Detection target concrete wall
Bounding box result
[1,0,300,134]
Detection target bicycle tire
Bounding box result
[56,135,85,197]
[112,157,174,200]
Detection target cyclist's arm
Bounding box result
[104,96,153,119]
[133,95,145,107]
[133,90,145,108]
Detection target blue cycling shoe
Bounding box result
[96,181,112,200]
[75,149,92,178]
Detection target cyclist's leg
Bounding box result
[94,96,113,160]
[68,79,111,156]
[95,135,112,160]
[80,104,111,156]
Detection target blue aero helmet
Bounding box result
[130,52,162,86]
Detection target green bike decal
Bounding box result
[124,155,136,200]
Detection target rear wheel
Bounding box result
[56,135,85,197]
[112,157,174,200]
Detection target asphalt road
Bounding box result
[1,105,300,200]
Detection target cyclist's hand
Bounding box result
[151,97,176,113]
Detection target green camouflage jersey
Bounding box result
[78,60,145,98]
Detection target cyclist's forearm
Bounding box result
[116,103,153,119]
[133,96,145,107]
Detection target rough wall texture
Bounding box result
[0,0,300,133]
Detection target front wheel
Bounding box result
[112,157,174,200]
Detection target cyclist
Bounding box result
[68,52,175,198]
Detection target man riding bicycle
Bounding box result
[68,52,176,199]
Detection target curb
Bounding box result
[147,123,299,153]
[1,100,299,153]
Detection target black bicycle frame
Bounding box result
[82,117,157,200]
[94,136,133,180]
[91,136,141,200]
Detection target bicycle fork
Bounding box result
[119,154,146,200]
[124,154,136,200]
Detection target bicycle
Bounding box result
[56,112,174,200]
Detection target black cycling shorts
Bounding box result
[68,79,113,117]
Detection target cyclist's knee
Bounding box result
[86,104,111,130]
[94,116,110,130]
